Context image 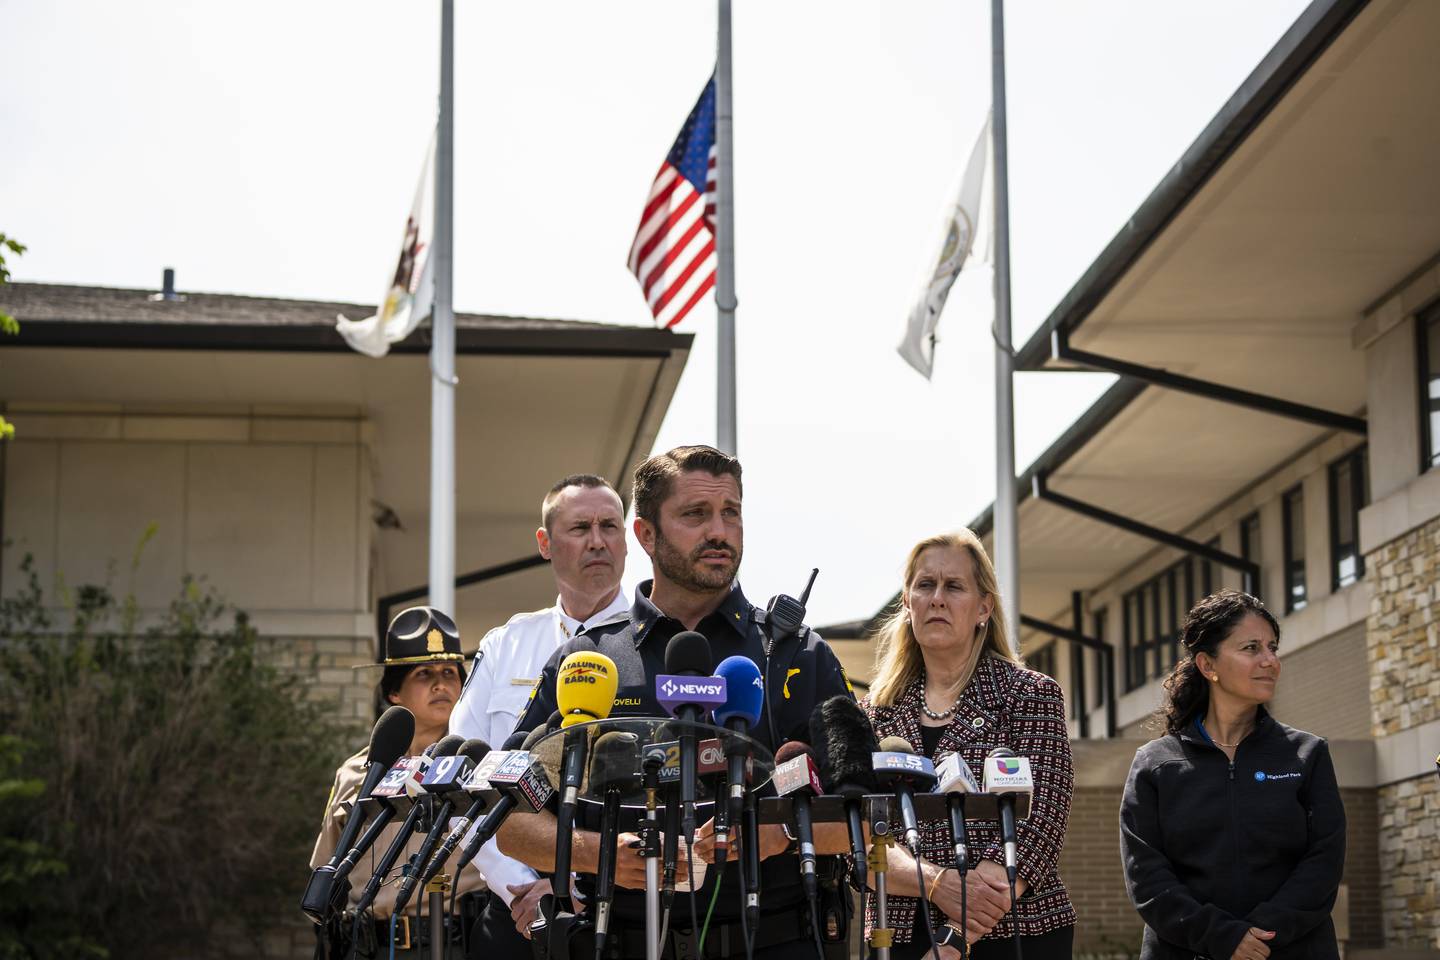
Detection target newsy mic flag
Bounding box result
[336,131,437,358]
[897,113,992,380]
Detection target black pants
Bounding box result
[891,924,1074,960]
[467,891,535,960]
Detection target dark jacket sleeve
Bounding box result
[1245,740,1346,943]
[1120,749,1251,960]
[976,672,1073,889]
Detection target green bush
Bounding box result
[0,556,349,958]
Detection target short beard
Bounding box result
[653,527,741,593]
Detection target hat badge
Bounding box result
[426,628,445,653]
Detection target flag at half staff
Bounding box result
[337,131,436,358]
[627,75,718,329]
[897,113,992,380]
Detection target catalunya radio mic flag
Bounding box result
[337,130,437,358]
[897,112,992,380]
[627,74,718,329]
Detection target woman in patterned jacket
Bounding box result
[863,530,1076,959]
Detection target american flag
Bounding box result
[627,76,717,329]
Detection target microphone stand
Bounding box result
[867,800,894,960]
[427,874,450,960]
[947,796,970,960]
[641,753,664,960]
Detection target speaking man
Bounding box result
[449,474,630,956]
[498,445,855,959]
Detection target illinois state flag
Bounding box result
[627,77,718,329]
[337,132,436,358]
[898,114,992,379]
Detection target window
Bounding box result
[1122,559,1188,691]
[1200,537,1221,597]
[1240,512,1262,601]
[1091,609,1107,707]
[1282,485,1307,613]
[1030,642,1056,679]
[1422,306,1440,471]
[1329,447,1368,590]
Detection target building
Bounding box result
[0,278,690,727]
[834,0,1438,954]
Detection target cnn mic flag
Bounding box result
[897,112,992,380]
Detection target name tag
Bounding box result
[511,677,539,686]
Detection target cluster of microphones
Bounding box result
[301,628,1035,960]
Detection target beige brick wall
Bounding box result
[1060,786,1143,957]
[261,634,377,734]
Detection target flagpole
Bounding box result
[991,0,1020,652]
[715,0,738,455]
[429,0,457,617]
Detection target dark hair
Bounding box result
[376,661,467,714]
[540,474,618,531]
[632,445,743,526]
[1158,590,1280,734]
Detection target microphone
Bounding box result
[301,705,415,922]
[553,643,619,903]
[656,631,724,843]
[390,736,482,913]
[933,752,979,871]
[983,747,1034,886]
[871,737,937,857]
[712,655,764,864]
[353,736,466,917]
[453,721,558,873]
[395,737,492,905]
[772,741,823,900]
[811,695,878,889]
[419,737,502,885]
[589,731,641,960]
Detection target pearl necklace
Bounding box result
[920,691,963,721]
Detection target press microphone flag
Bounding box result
[872,736,937,856]
[983,748,1034,884]
[772,741,823,899]
[554,643,618,903]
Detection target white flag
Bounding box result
[897,114,992,380]
[337,132,437,358]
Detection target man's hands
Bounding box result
[1231,927,1276,960]
[610,832,650,890]
[506,880,551,938]
[691,817,792,864]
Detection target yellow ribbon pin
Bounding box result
[783,668,801,699]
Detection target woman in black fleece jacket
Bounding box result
[1120,591,1345,960]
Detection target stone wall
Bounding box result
[1367,516,1440,736]
[1366,514,1440,951]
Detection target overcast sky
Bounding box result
[1,0,1312,628]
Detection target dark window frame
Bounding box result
[1282,484,1307,614]
[1239,511,1262,601]
[1328,446,1368,591]
[1419,303,1440,474]
[1091,608,1107,707]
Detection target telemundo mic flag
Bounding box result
[337,132,437,358]
[897,113,992,380]
[627,76,718,329]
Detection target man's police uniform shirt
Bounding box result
[512,579,855,927]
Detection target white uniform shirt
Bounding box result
[448,589,630,905]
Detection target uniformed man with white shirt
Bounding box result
[448,473,629,958]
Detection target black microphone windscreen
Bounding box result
[503,730,530,750]
[369,706,415,767]
[589,731,641,789]
[664,631,713,677]
[811,695,879,793]
[458,738,491,762]
[774,740,815,765]
[878,736,914,754]
[432,734,466,758]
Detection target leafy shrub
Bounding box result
[0,557,348,958]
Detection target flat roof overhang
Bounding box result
[993,0,1439,637]
[0,285,692,642]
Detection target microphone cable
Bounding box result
[914,854,943,960]
[1008,874,1022,960]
